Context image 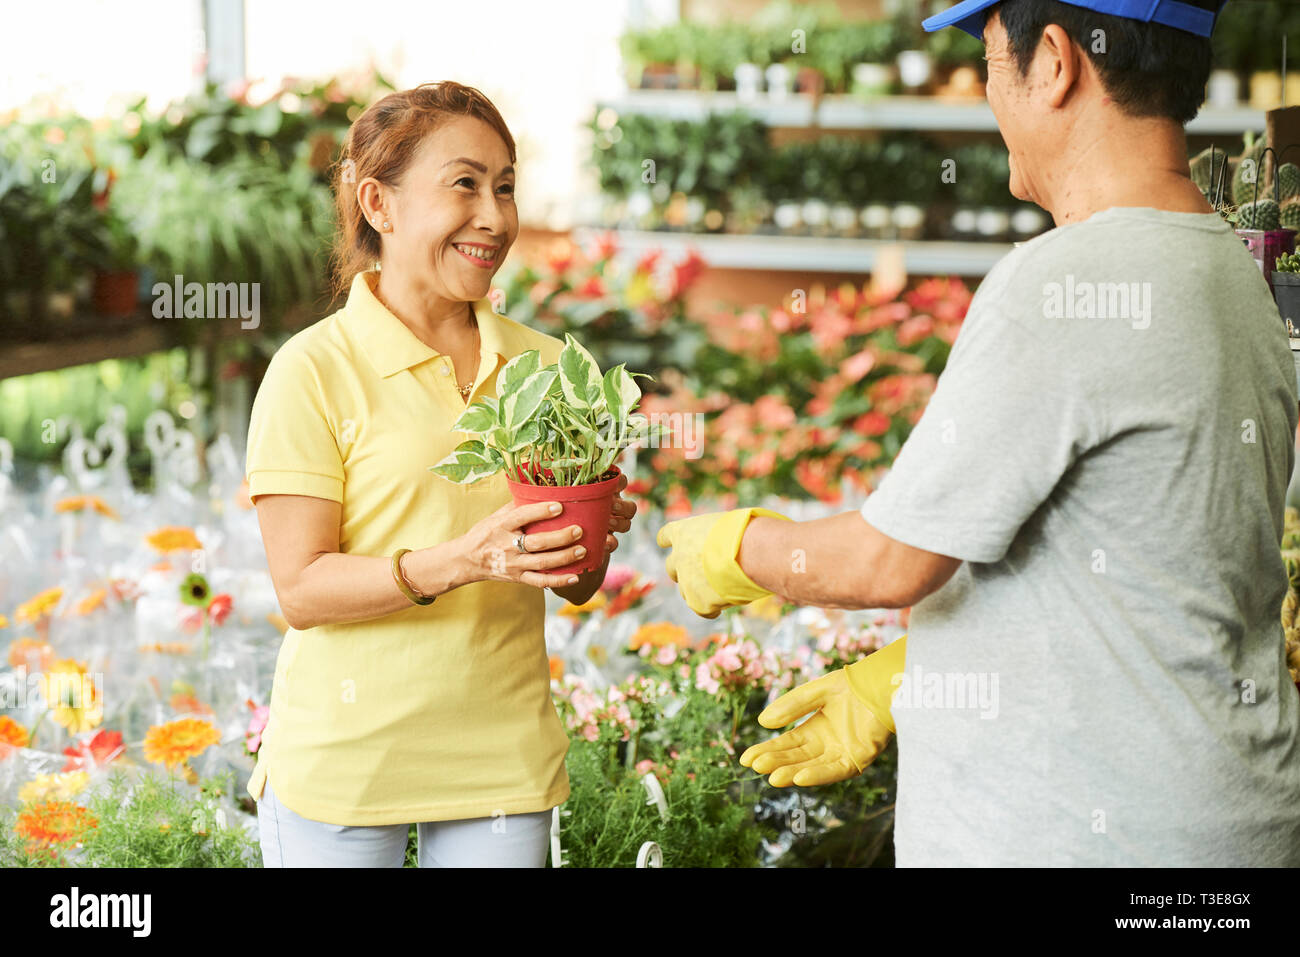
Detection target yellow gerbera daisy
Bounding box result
[15,587,63,623]
[144,526,203,553]
[39,659,103,734]
[18,771,90,806]
[143,717,221,769]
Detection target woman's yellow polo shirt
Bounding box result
[243,269,571,826]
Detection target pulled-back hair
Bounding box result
[329,81,516,297]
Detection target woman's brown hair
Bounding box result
[329,81,517,298]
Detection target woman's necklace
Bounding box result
[375,283,479,398]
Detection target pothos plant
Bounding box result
[430,333,669,487]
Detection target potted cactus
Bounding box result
[430,334,666,575]
[1272,251,1300,337]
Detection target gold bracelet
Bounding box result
[391,548,436,606]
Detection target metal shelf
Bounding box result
[573,227,1012,276]
[599,90,1266,135]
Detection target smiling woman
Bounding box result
[243,81,636,868]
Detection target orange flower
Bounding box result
[0,715,29,749]
[7,637,54,671]
[15,587,63,623]
[169,692,214,718]
[71,589,107,616]
[143,717,221,769]
[629,622,689,651]
[14,800,97,848]
[548,655,565,681]
[0,614,7,629]
[558,591,607,618]
[144,526,202,553]
[137,641,192,655]
[54,495,119,520]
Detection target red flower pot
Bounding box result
[91,270,139,318]
[506,465,621,576]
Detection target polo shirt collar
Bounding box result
[347,270,512,379]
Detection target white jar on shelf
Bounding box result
[895,50,933,90]
[1206,69,1240,108]
[1010,206,1048,237]
[852,62,893,96]
[765,63,793,99]
[892,203,926,239]
[860,203,891,236]
[735,63,763,102]
[773,201,802,231]
[975,207,1011,238]
[830,203,859,233]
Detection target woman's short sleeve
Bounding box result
[245,346,344,504]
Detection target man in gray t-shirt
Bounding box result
[860,205,1300,865]
[657,0,1300,866]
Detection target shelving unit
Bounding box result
[598,90,1268,135]
[572,226,1011,276]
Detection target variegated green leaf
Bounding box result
[502,369,557,430]
[498,350,541,397]
[559,333,602,407]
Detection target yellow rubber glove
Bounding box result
[740,636,907,786]
[655,507,792,619]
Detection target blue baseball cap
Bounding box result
[923,0,1230,40]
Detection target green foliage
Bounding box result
[1237,198,1280,230]
[1275,251,1300,273]
[0,769,259,868]
[431,335,662,487]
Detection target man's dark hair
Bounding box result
[994,0,1220,124]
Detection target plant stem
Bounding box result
[27,708,50,749]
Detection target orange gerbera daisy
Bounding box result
[7,637,54,671]
[144,527,202,553]
[0,715,29,749]
[629,622,690,651]
[70,589,107,616]
[14,800,97,847]
[143,717,220,769]
[15,587,63,623]
[548,654,565,681]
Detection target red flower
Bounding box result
[588,231,619,262]
[208,593,233,625]
[61,729,125,772]
[575,276,605,299]
[635,249,661,274]
[853,411,892,437]
[897,315,935,347]
[667,249,707,299]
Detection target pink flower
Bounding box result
[695,662,720,695]
[245,699,270,754]
[178,606,205,634]
[655,645,678,666]
[841,348,877,383]
[601,563,637,594]
[581,724,599,742]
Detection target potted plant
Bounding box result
[1273,251,1300,337]
[90,208,141,318]
[431,334,666,576]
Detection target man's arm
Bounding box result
[736,511,961,609]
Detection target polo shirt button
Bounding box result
[441,365,450,376]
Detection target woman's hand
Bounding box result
[458,500,590,589]
[604,472,637,556]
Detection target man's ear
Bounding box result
[1038,23,1082,110]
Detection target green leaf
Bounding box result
[498,350,541,397]
[502,368,557,430]
[559,333,603,408]
[452,401,498,434]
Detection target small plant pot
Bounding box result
[506,465,622,576]
[1206,69,1240,108]
[896,50,933,90]
[92,269,139,318]
[1272,272,1300,333]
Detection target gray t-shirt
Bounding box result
[860,206,1300,866]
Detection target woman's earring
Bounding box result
[382,221,390,231]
